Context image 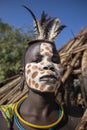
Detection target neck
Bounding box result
[15,89,64,129]
[29,89,56,104]
[20,89,57,117]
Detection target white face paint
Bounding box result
[25,43,62,92]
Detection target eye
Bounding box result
[32,57,42,63]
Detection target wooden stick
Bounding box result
[60,44,87,58]
[63,38,78,52]
[75,109,87,130]
[82,49,87,76]
[0,82,20,105]
[81,49,87,107]
[62,52,81,83]
[72,69,82,75]
[0,77,21,95]
[68,33,87,52]
[8,86,28,103]
[0,74,19,86]
[58,38,74,53]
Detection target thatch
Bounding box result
[58,27,87,107]
[58,26,87,130]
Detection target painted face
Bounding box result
[25,42,62,92]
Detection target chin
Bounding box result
[29,87,56,94]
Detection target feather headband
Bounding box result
[22,5,66,43]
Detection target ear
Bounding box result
[19,67,25,91]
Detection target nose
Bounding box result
[43,65,55,72]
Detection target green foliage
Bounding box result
[0,19,34,82]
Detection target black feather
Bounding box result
[22,5,39,34]
[56,25,66,34]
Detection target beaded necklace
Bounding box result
[14,95,64,130]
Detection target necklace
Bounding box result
[14,113,57,130]
[14,95,64,129]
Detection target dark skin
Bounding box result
[0,42,83,130]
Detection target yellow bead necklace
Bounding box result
[14,95,64,129]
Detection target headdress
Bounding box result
[22,5,66,44]
[20,5,66,91]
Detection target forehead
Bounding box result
[24,42,58,63]
[40,43,53,55]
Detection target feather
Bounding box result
[22,5,66,42]
[22,5,40,35]
[47,18,60,41]
[34,20,45,39]
[34,11,52,39]
[46,19,66,41]
[56,25,66,34]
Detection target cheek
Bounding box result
[54,64,62,76]
[39,85,46,91]
[28,79,31,86]
[47,86,54,91]
[31,65,38,70]
[31,79,39,88]
[26,69,31,75]
[25,64,31,76]
[32,71,38,78]
[25,64,40,86]
[25,64,40,81]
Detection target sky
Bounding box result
[0,0,87,49]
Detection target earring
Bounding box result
[19,67,25,91]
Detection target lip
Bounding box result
[40,75,57,81]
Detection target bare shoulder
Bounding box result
[0,114,8,130]
[56,105,84,130]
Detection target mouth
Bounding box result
[40,75,57,82]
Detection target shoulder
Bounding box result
[56,105,84,130]
[0,103,16,130]
[0,111,8,130]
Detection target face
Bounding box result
[25,42,62,92]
